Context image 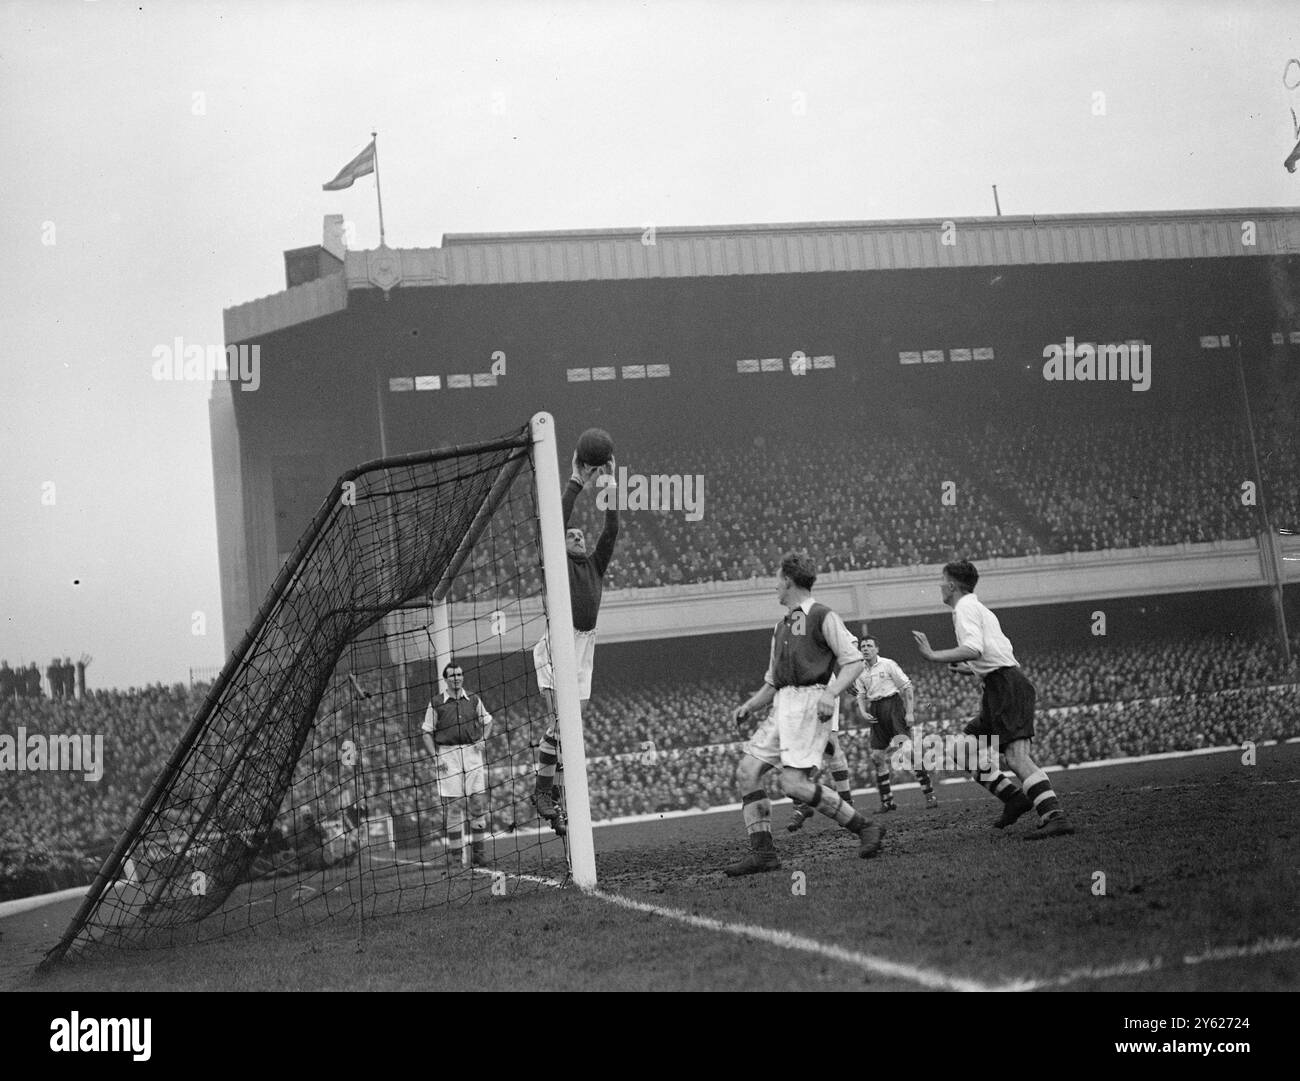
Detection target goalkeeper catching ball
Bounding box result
[531,447,619,835]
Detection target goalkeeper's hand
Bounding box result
[948,661,976,677]
[732,704,753,735]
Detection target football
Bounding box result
[576,427,615,467]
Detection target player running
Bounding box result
[911,559,1074,839]
[725,553,884,876]
[531,451,619,835]
[855,636,938,811]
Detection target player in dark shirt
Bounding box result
[725,553,882,875]
[532,453,619,834]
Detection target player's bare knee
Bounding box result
[779,767,811,802]
[1003,740,1034,775]
[736,759,760,790]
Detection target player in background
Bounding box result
[855,636,938,811]
[911,559,1074,839]
[330,672,374,861]
[532,452,619,835]
[726,553,883,876]
[422,662,495,866]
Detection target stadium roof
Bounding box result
[225,207,1300,342]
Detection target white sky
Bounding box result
[1,0,1297,689]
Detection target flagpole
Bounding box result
[371,130,387,247]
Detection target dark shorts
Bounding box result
[867,693,910,750]
[969,667,1036,746]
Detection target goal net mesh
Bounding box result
[47,425,573,962]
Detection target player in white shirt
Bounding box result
[911,560,1074,839]
[854,637,938,811]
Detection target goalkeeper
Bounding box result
[531,452,619,835]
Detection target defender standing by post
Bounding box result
[423,662,495,866]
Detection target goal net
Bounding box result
[43,413,594,964]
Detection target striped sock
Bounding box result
[975,767,1022,804]
[536,736,559,790]
[876,769,893,805]
[1022,769,1062,821]
[831,769,853,805]
[807,784,859,830]
[915,767,933,794]
[447,823,463,856]
[742,790,772,835]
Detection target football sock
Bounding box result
[826,738,849,775]
[831,769,853,804]
[470,814,487,846]
[742,790,772,835]
[975,767,1022,804]
[876,768,893,804]
[916,767,933,794]
[536,736,559,791]
[446,804,464,854]
[1022,769,1062,820]
[807,784,859,829]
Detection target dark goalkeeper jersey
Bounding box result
[563,478,618,632]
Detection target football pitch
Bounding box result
[6,743,1298,993]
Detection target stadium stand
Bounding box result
[440,396,1297,601]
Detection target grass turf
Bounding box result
[5,743,1297,992]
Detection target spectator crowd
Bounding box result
[4,629,1297,899]
[1,655,91,701]
[434,400,1299,602]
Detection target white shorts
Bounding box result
[745,685,836,770]
[533,629,597,701]
[433,743,485,800]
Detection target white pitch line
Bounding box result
[1017,935,1300,989]
[472,865,997,991]
[470,867,566,888]
[587,888,1002,992]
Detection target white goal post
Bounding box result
[530,412,597,888]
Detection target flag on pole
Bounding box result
[322,140,377,191]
